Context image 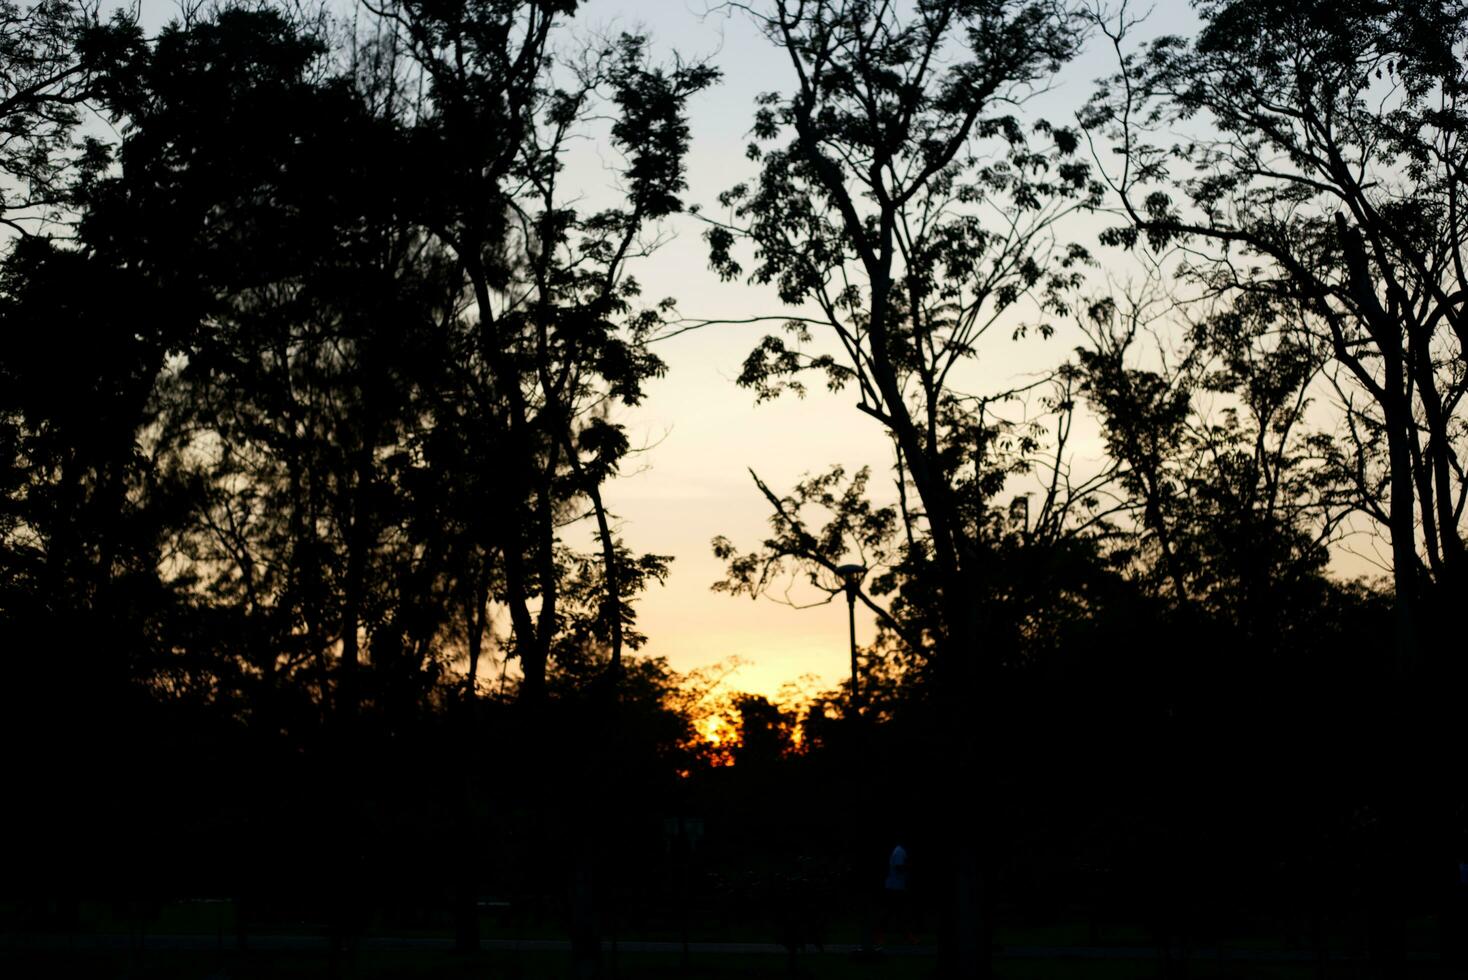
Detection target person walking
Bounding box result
[875,838,917,946]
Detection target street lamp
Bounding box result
[835,562,867,712]
[1009,494,1030,540]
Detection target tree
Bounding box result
[704,1,1099,973]
[1,3,711,952]
[0,6,172,773]
[0,237,186,726]
[1082,0,1468,673]
[708,0,1095,665]
[69,7,463,728]
[1083,7,1468,969]
[1074,285,1350,644]
[0,0,140,236]
[363,4,714,964]
[374,0,714,702]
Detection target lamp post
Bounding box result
[835,563,867,712]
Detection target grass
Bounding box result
[3,948,1465,980]
[7,899,1459,979]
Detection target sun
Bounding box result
[691,712,738,767]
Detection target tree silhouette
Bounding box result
[68,8,453,724]
[705,2,1100,971]
[1083,0,1468,673]
[1084,3,1468,969]
[0,1,141,235]
[1075,286,1349,642]
[369,0,713,702]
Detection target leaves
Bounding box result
[1084,0,1468,635]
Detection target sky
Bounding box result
[123,0,1311,700]
[556,1,1389,697]
[564,2,889,698]
[551,1,1199,698]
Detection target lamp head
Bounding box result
[1009,494,1030,530]
[835,563,867,595]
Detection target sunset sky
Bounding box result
[565,1,1199,697]
[568,2,1391,698]
[579,0,895,697]
[127,0,1371,700]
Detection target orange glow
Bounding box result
[698,714,734,745]
[695,713,738,767]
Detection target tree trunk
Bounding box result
[569,858,601,978]
[1384,394,1421,675]
[938,596,992,979]
[454,700,481,953]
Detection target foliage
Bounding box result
[376,0,716,697]
[1074,287,1347,638]
[0,2,712,742]
[704,0,1106,690]
[1082,0,1468,668]
[0,0,142,234]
